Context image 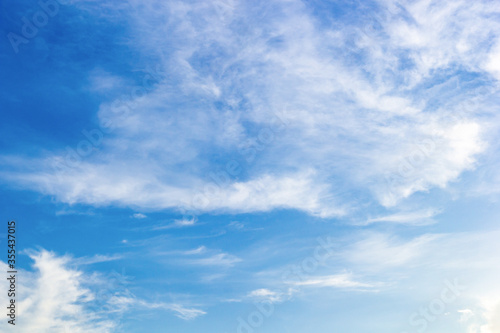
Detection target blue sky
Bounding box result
[1,0,500,332]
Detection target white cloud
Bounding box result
[131,213,147,219]
[361,208,439,226]
[338,228,500,332]
[0,250,114,332]
[243,274,373,308]
[152,217,198,230]
[156,246,241,267]
[289,273,374,289]
[0,250,206,332]
[162,304,206,320]
[87,69,127,93]
[1,0,498,215]
[182,246,207,255]
[8,166,344,217]
[190,252,242,267]
[458,308,475,323]
[484,40,500,80]
[228,221,244,229]
[74,254,123,266]
[344,232,441,269]
[174,217,196,226]
[247,288,293,303]
[106,296,206,320]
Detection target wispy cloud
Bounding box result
[182,246,207,255]
[151,217,198,230]
[74,254,124,266]
[189,252,242,267]
[107,296,206,320]
[154,245,241,267]
[247,288,293,304]
[343,232,442,269]
[289,273,374,289]
[0,250,114,332]
[359,208,440,226]
[3,0,500,332]
[174,217,197,227]
[0,249,205,332]
[2,0,497,217]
